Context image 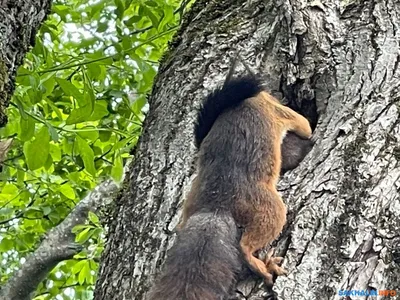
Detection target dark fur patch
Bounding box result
[281,132,314,174]
[194,76,263,148]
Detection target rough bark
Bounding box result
[0,0,51,127]
[95,0,400,299]
[0,180,119,300]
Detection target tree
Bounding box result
[94,0,400,299]
[0,0,51,126]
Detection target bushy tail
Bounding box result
[194,76,263,148]
[148,212,241,300]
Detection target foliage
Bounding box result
[0,0,190,298]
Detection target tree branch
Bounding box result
[0,180,119,300]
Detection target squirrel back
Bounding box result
[194,76,263,148]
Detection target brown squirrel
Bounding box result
[148,64,313,300]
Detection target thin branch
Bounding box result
[9,102,130,137]
[37,26,178,75]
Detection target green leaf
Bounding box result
[15,97,28,119]
[78,129,99,141]
[45,99,63,121]
[132,96,147,115]
[66,105,92,125]
[56,78,83,103]
[0,184,18,201]
[140,5,159,28]
[71,260,86,275]
[49,286,60,297]
[46,123,59,142]
[111,153,123,182]
[72,224,90,234]
[90,2,104,18]
[41,75,56,97]
[78,261,90,285]
[59,184,76,200]
[17,66,31,76]
[76,227,92,244]
[124,15,142,27]
[48,210,61,225]
[28,74,40,90]
[23,126,50,170]
[87,63,101,79]
[87,102,109,121]
[0,238,13,252]
[19,115,35,141]
[158,6,174,31]
[17,169,25,185]
[53,5,70,22]
[146,1,158,7]
[24,207,44,218]
[44,153,53,170]
[88,211,100,226]
[99,130,112,142]
[122,36,132,51]
[114,0,125,19]
[76,136,96,176]
[49,143,61,161]
[65,80,95,125]
[42,206,52,216]
[20,232,35,246]
[97,22,108,33]
[84,82,96,112]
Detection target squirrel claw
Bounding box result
[264,248,288,278]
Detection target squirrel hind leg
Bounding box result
[240,238,274,286]
[239,206,287,286]
[263,248,287,276]
[240,240,287,287]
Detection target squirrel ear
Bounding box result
[237,54,256,78]
[223,53,240,86]
[224,52,257,86]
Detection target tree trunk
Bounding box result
[95,0,400,299]
[0,0,51,127]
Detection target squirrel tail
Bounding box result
[148,212,241,300]
[194,75,263,148]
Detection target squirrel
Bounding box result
[148,60,313,300]
[280,131,314,174]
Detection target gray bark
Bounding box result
[95,0,400,299]
[0,0,51,127]
[0,180,119,300]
